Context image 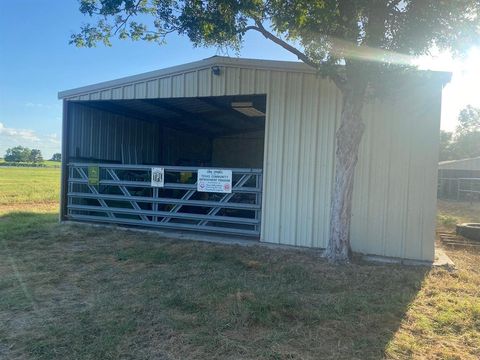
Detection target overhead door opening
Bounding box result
[65,95,266,237]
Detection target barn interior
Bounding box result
[67,95,266,169]
[65,94,266,236]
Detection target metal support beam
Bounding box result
[139,99,228,136]
[60,100,70,221]
[78,100,213,137]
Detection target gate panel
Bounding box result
[67,163,262,236]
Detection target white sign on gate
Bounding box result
[151,167,165,187]
[197,169,232,193]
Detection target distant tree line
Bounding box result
[4,146,43,163]
[2,146,61,164]
[440,105,480,161]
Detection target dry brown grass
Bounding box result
[385,245,480,359]
[437,199,480,232]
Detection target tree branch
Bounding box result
[247,22,317,68]
[244,22,346,92]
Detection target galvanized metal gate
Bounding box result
[67,163,262,236]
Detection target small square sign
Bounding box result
[151,168,165,187]
[88,166,99,186]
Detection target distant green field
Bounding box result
[0,167,60,206]
[43,160,62,167]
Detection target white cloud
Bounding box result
[0,122,40,142]
[0,122,60,158]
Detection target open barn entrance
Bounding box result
[64,95,266,237]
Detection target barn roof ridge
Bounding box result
[439,156,480,165]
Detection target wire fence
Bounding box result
[437,177,480,201]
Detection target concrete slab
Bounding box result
[363,246,455,268]
[433,247,456,269]
[362,255,403,265]
[61,220,325,255]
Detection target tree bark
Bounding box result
[326,84,367,262]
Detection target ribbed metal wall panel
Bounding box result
[260,72,339,249]
[198,69,211,96]
[280,72,303,246]
[185,72,197,97]
[261,70,285,244]
[68,103,161,164]
[351,83,441,260]
[62,60,443,261]
[312,78,338,248]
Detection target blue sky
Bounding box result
[0,0,296,158]
[1,1,478,159]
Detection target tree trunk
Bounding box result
[326,86,367,262]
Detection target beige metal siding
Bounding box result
[261,72,339,249]
[62,62,307,101]
[62,59,442,261]
[351,83,442,260]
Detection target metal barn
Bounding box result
[58,56,448,261]
[438,157,480,200]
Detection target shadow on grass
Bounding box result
[0,211,429,360]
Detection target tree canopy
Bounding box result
[440,105,480,161]
[72,1,480,89]
[29,149,44,163]
[457,105,480,136]
[51,153,62,162]
[4,146,43,163]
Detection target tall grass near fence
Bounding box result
[0,167,60,208]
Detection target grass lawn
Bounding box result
[42,160,62,168]
[0,167,479,359]
[0,167,60,209]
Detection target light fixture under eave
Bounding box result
[211,66,221,76]
[231,102,265,117]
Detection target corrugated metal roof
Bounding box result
[439,156,480,165]
[438,156,480,170]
